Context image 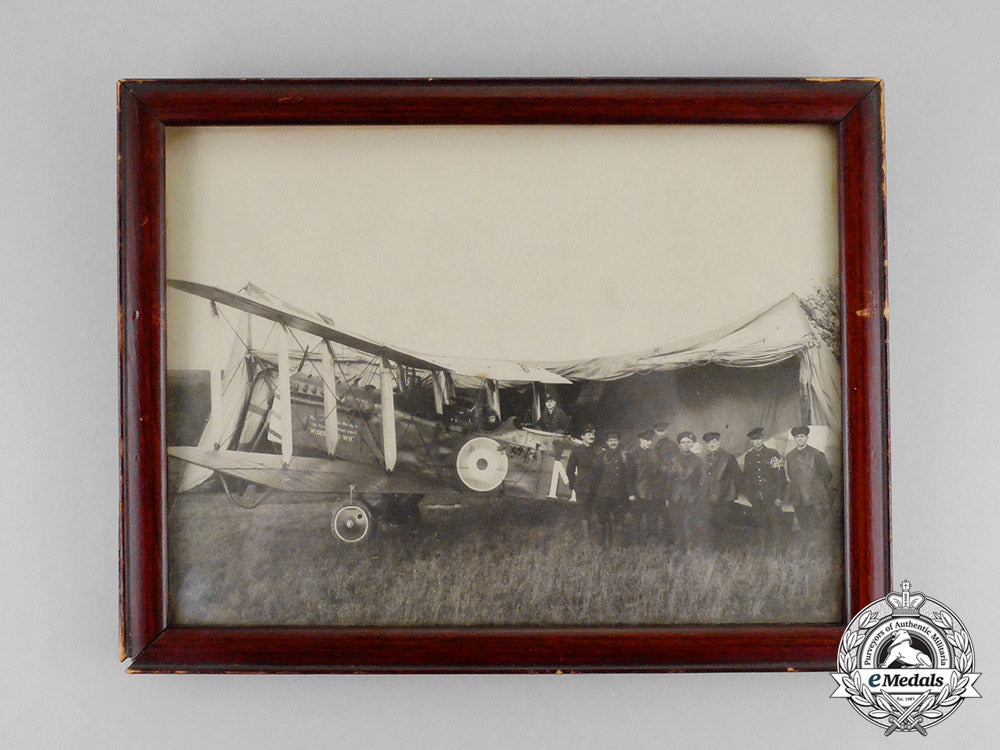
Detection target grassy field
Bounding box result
[167,491,844,627]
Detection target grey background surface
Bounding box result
[2,1,997,747]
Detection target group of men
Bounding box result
[563,419,836,549]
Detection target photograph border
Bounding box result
[119,78,889,672]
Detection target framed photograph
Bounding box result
[120,79,889,672]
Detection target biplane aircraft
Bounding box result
[168,280,842,544]
[167,280,588,544]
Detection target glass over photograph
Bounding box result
[164,124,844,627]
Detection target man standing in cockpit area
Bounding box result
[537,393,571,434]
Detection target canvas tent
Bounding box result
[540,294,841,455]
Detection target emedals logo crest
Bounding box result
[831,581,981,735]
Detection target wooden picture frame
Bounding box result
[119,78,889,672]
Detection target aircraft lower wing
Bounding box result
[169,446,448,495]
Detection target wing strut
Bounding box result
[486,379,501,419]
[431,370,451,415]
[208,301,224,445]
[380,357,397,471]
[275,324,294,466]
[322,341,339,456]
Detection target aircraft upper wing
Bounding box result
[169,446,449,495]
[413,355,570,384]
[169,279,442,371]
[168,279,571,384]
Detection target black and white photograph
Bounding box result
[165,124,845,627]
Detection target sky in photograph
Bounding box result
[165,124,839,369]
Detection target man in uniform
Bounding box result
[469,388,500,431]
[566,424,598,520]
[740,427,786,545]
[700,431,741,548]
[784,425,834,540]
[667,431,703,549]
[630,430,662,541]
[652,421,677,460]
[589,431,634,547]
[537,393,571,434]
[652,421,679,529]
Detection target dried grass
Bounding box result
[168,493,843,627]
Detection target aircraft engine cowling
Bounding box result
[456,437,509,491]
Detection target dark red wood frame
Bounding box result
[119,78,889,673]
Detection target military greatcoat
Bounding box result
[784,444,833,509]
[566,442,597,509]
[701,449,740,505]
[741,446,785,505]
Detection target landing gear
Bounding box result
[328,493,424,544]
[379,493,424,528]
[331,500,375,544]
[218,472,266,509]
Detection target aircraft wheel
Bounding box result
[331,499,376,544]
